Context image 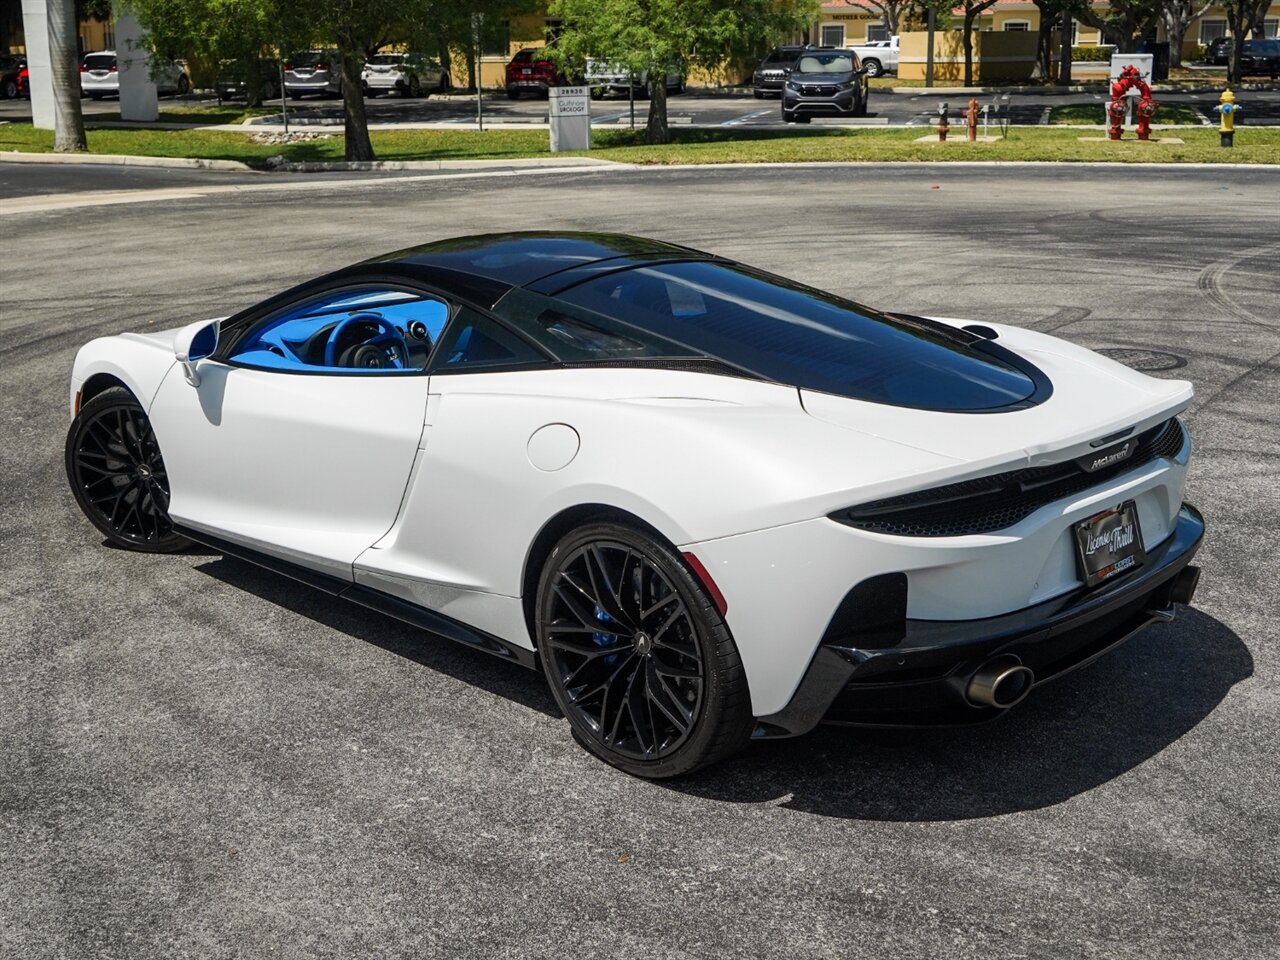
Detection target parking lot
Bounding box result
[2,162,1277,958]
[7,86,1280,128]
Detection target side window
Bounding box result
[430,307,548,372]
[231,287,449,374]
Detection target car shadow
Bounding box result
[667,608,1251,821]
[193,555,560,719]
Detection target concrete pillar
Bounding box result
[116,13,158,122]
[18,0,54,129]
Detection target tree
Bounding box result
[1159,0,1213,68]
[861,0,909,37]
[48,0,86,151]
[1075,0,1162,53]
[547,0,818,145]
[1223,0,1272,83]
[959,0,1000,87]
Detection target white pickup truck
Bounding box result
[850,36,899,77]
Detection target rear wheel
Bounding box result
[65,387,190,553]
[507,86,520,99]
[536,522,753,778]
[3,79,16,99]
[863,58,883,78]
[177,74,190,95]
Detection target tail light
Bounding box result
[283,61,292,70]
[109,65,117,73]
[79,62,87,72]
[317,62,330,71]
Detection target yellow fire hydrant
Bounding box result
[1215,89,1240,148]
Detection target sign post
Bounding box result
[549,85,591,152]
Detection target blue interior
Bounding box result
[232,289,449,373]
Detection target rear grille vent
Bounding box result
[833,418,1186,538]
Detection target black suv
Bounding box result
[753,45,808,98]
[781,49,868,123]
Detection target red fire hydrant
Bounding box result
[1108,64,1158,141]
[967,97,978,142]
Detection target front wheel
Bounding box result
[65,387,190,553]
[177,74,190,95]
[536,522,753,778]
[3,79,16,99]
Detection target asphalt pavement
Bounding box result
[1,162,1277,959]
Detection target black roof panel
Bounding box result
[363,232,709,288]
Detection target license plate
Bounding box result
[1074,500,1145,587]
[522,68,532,75]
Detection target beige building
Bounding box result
[818,1,1280,57]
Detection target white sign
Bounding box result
[549,86,590,117]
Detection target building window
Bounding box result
[1003,20,1030,31]
[544,19,564,43]
[1199,19,1228,43]
[820,24,845,48]
[1266,19,1279,37]
[867,22,889,43]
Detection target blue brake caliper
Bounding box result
[594,606,620,663]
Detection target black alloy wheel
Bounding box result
[65,387,190,553]
[537,522,752,778]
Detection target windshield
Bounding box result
[794,52,855,74]
[555,261,1040,410]
[764,49,798,65]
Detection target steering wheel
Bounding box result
[324,313,410,370]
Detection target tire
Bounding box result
[863,58,883,78]
[753,89,765,99]
[781,108,795,123]
[536,522,754,778]
[407,75,420,97]
[65,387,190,554]
[794,114,811,124]
[507,86,520,100]
[89,92,103,100]
[289,91,302,100]
[853,96,868,118]
[3,79,16,99]
[438,73,449,92]
[177,74,190,95]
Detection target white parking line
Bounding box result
[722,110,773,126]
[1193,107,1214,126]
[1039,106,1052,125]
[591,111,630,125]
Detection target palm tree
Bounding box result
[48,0,87,151]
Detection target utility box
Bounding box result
[549,85,591,152]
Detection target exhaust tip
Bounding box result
[966,655,1035,710]
[1170,565,1200,606]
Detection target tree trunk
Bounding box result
[47,0,86,151]
[963,12,976,88]
[1058,13,1072,87]
[465,46,477,93]
[339,50,374,161]
[1035,9,1058,79]
[645,75,669,145]
[244,55,263,107]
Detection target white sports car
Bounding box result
[65,233,1204,777]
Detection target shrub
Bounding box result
[1072,45,1116,62]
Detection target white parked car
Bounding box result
[586,58,684,98]
[64,233,1204,778]
[362,52,450,98]
[284,50,342,99]
[850,35,900,77]
[79,51,189,99]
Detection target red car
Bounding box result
[505,48,560,99]
[15,64,29,99]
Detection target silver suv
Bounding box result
[284,51,342,99]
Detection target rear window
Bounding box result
[512,50,533,63]
[555,261,1040,411]
[795,52,855,73]
[84,54,115,70]
[369,54,405,65]
[290,52,329,67]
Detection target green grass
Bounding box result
[1048,102,1204,125]
[4,122,1278,167]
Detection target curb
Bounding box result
[272,156,620,172]
[0,150,256,171]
